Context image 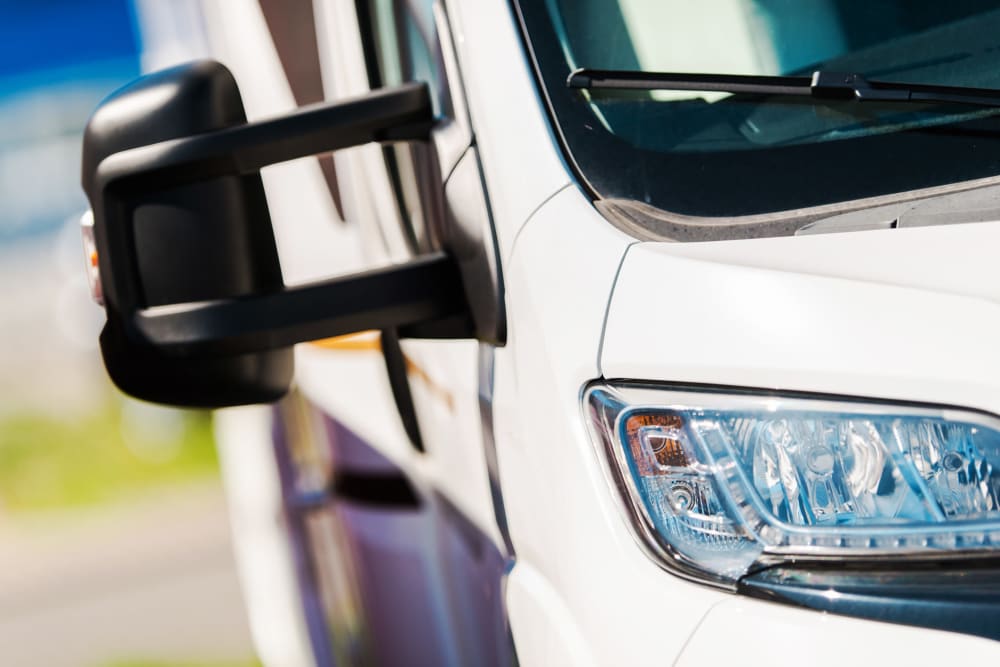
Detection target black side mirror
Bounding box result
[82,60,471,408]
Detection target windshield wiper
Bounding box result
[568,68,1000,108]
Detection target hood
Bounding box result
[600,220,1000,413]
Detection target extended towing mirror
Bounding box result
[81,60,471,408]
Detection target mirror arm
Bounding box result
[93,81,434,194]
[134,252,469,356]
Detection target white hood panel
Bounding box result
[600,221,1000,412]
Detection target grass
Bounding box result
[0,398,219,512]
[102,661,260,667]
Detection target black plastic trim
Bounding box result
[381,328,425,453]
[740,564,1000,641]
[354,0,384,90]
[332,470,421,509]
[86,75,481,358]
[88,78,433,316]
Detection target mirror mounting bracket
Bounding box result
[135,252,469,357]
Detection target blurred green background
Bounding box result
[0,402,215,512]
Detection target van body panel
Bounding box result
[492,187,732,666]
[445,0,573,262]
[677,597,999,666]
[121,1,1000,664]
[602,223,1000,413]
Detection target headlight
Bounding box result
[585,383,1000,587]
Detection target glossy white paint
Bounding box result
[401,337,506,548]
[504,562,597,667]
[214,406,316,667]
[676,597,999,665]
[601,223,1000,413]
[294,345,414,471]
[199,0,362,284]
[445,0,572,261]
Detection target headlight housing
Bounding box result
[585,383,1000,587]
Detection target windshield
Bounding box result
[515,1,1000,233]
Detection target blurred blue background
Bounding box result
[0,0,138,78]
[0,0,140,241]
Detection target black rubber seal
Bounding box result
[332,471,421,509]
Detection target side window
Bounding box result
[357,0,451,254]
[360,0,451,118]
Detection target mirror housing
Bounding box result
[83,61,290,407]
[82,60,470,408]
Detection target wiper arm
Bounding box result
[568,68,1000,108]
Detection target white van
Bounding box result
[82,2,1000,665]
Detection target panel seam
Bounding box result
[596,240,639,376]
[507,181,573,259]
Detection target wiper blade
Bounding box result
[568,68,1000,108]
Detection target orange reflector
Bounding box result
[80,210,103,306]
[309,331,382,351]
[307,331,456,412]
[624,412,689,475]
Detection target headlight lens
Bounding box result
[586,384,1000,585]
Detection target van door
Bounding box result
[279,2,512,665]
[353,5,513,664]
[349,0,507,543]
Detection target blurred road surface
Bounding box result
[0,482,257,666]
[0,236,108,420]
